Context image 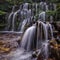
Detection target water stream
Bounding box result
[0,1,55,60]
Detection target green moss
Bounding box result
[0,10,6,15]
[46,10,56,16]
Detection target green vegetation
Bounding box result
[0,10,6,15]
[6,0,23,5]
[46,10,56,16]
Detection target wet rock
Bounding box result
[0,33,21,54]
[49,39,60,60]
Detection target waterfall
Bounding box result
[12,10,20,31]
[7,6,15,30]
[46,23,53,40]
[42,40,49,60]
[27,9,32,18]
[12,6,15,12]
[7,12,14,30]
[12,3,29,31]
[50,16,53,23]
[39,12,46,22]
[39,2,44,10]
[39,22,54,60]
[12,9,28,31]
[21,25,36,51]
[0,2,56,60]
[21,9,28,17]
[38,21,48,40]
[23,3,29,9]
[19,19,27,32]
[26,9,33,24]
[39,2,48,11]
[37,21,49,60]
[43,2,47,11]
[46,5,49,11]
[48,24,53,39]
[18,9,33,32]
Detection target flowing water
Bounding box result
[8,3,29,31]
[21,25,36,51]
[7,6,15,30]
[19,19,28,32]
[0,22,53,60]
[23,3,29,9]
[39,12,46,22]
[27,9,32,18]
[36,21,53,60]
[41,40,49,60]
[6,2,54,31]
[4,25,37,60]
[46,23,54,40]
[12,9,28,31]
[0,2,55,60]
[18,9,32,32]
[50,16,53,23]
[39,2,44,10]
[12,10,21,31]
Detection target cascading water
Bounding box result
[7,25,36,60]
[50,16,53,23]
[43,2,47,11]
[48,24,54,39]
[12,10,21,31]
[45,4,49,11]
[39,2,49,11]
[18,8,33,32]
[39,2,44,10]
[46,22,54,40]
[40,21,48,40]
[39,12,46,22]
[11,3,29,31]
[41,22,54,59]
[37,21,49,60]
[21,25,36,51]
[23,3,29,9]
[41,40,49,60]
[0,1,55,60]
[12,7,28,31]
[27,9,32,18]
[7,25,37,60]
[26,9,33,25]
[17,3,30,31]
[7,6,15,30]
[19,19,28,32]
